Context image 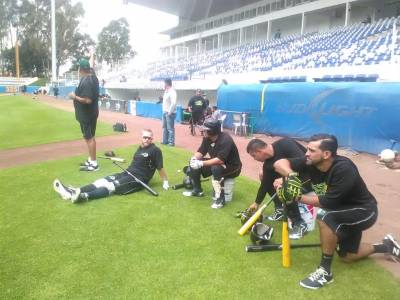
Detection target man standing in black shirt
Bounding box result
[274,134,400,290]
[183,119,242,209]
[53,129,169,203]
[68,58,100,171]
[188,89,206,125]
[246,138,309,239]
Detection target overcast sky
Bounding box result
[73,0,178,64]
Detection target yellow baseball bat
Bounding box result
[238,193,277,236]
[282,206,291,268]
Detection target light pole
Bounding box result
[51,0,57,83]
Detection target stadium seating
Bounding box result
[141,17,399,82]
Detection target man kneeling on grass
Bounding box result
[53,129,169,203]
[274,133,400,290]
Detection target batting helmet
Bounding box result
[250,223,274,245]
[201,119,221,135]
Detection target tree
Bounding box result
[96,18,132,68]
[2,0,94,78]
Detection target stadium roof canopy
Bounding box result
[127,0,261,21]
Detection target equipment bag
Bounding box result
[113,122,127,132]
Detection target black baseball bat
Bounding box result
[245,243,320,252]
[172,183,185,190]
[172,178,209,190]
[112,161,159,196]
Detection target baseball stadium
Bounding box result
[1,0,400,298]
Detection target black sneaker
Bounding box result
[383,234,400,262]
[300,267,334,290]
[80,163,99,172]
[182,190,204,197]
[289,222,308,240]
[211,196,225,209]
[267,209,284,221]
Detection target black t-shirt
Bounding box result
[289,156,377,209]
[197,132,241,168]
[127,144,163,182]
[188,95,206,112]
[255,138,306,204]
[74,73,99,122]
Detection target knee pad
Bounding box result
[93,178,116,193]
[211,179,223,198]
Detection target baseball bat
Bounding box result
[245,243,320,252]
[112,161,159,196]
[172,183,185,190]
[99,156,126,163]
[282,204,290,268]
[172,178,209,190]
[238,193,276,236]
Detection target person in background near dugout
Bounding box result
[273,133,400,290]
[246,138,310,239]
[162,78,177,146]
[68,58,100,171]
[53,129,169,203]
[188,89,207,125]
[183,119,242,209]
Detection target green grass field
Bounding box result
[0,95,114,150]
[1,145,399,299]
[0,97,399,299]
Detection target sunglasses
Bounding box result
[142,136,153,140]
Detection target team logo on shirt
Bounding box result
[142,153,149,157]
[311,182,328,196]
[211,143,215,147]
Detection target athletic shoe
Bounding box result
[80,163,99,172]
[182,190,204,197]
[70,187,82,203]
[383,234,400,262]
[300,266,334,290]
[289,222,308,240]
[267,208,284,221]
[53,179,72,200]
[211,196,225,209]
[79,160,90,167]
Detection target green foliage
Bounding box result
[96,18,132,67]
[0,95,114,150]
[0,146,399,299]
[1,0,93,77]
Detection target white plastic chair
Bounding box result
[218,114,226,132]
[232,113,242,135]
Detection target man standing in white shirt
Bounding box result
[162,78,177,146]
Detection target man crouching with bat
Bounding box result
[53,129,169,203]
[182,119,242,209]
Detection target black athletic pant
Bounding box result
[189,164,241,191]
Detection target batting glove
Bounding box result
[190,159,203,170]
[163,180,170,190]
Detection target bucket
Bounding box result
[224,178,235,202]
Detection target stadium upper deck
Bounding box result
[128,0,400,59]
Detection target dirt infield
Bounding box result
[1,94,399,278]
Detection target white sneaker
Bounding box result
[182,190,204,197]
[80,163,99,172]
[53,179,72,200]
[70,188,81,203]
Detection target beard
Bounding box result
[306,156,323,166]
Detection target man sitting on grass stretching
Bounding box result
[274,133,400,290]
[53,129,169,203]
